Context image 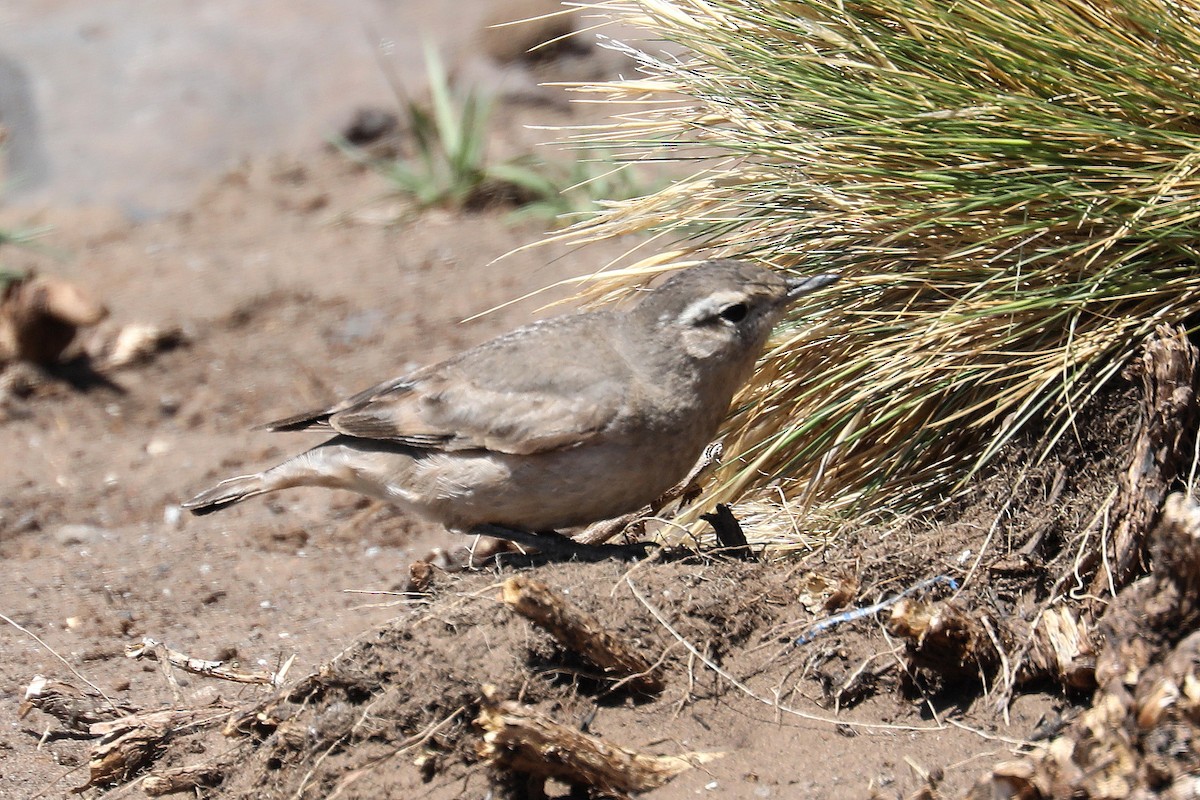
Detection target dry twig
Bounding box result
[501,576,664,694]
[476,685,720,796]
[126,636,292,687]
[1089,325,1199,595]
[78,706,231,792]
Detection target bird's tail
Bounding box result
[183,437,407,516]
[182,474,268,516]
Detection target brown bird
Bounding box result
[183,261,837,558]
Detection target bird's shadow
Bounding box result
[490,541,665,569]
[488,542,752,569]
[44,355,126,394]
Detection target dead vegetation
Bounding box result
[0,269,184,416]
[972,493,1200,799]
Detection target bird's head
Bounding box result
[632,260,838,370]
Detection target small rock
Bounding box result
[8,511,40,533]
[52,523,107,546]
[101,322,186,369]
[340,107,399,146]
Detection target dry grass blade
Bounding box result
[543,0,1200,534]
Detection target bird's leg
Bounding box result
[471,525,656,563]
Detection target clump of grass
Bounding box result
[548,0,1200,528]
[0,225,53,290]
[359,45,506,211]
[346,45,655,223]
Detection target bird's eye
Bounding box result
[718,303,748,323]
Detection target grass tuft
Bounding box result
[548,0,1200,530]
[343,44,658,224]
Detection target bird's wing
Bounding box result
[259,377,412,432]
[271,313,633,455]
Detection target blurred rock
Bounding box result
[51,523,107,546]
[477,0,588,65]
[91,322,186,369]
[0,274,108,366]
[340,107,399,147]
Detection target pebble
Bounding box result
[51,524,108,547]
[163,505,183,528]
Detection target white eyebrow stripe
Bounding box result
[678,290,750,325]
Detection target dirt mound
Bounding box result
[23,559,998,798]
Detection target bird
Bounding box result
[182,260,838,559]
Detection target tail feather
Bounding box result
[255,410,333,433]
[182,474,267,516]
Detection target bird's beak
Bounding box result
[785,272,840,300]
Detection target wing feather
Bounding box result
[267,313,630,455]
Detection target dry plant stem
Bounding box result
[888,597,1095,693]
[222,670,329,737]
[835,653,897,712]
[994,557,1105,712]
[476,685,721,795]
[1089,325,1199,596]
[19,676,134,732]
[125,637,290,687]
[1020,607,1095,691]
[141,754,240,797]
[80,707,231,792]
[971,493,1200,799]
[501,576,664,694]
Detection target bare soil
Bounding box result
[0,96,1163,800]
